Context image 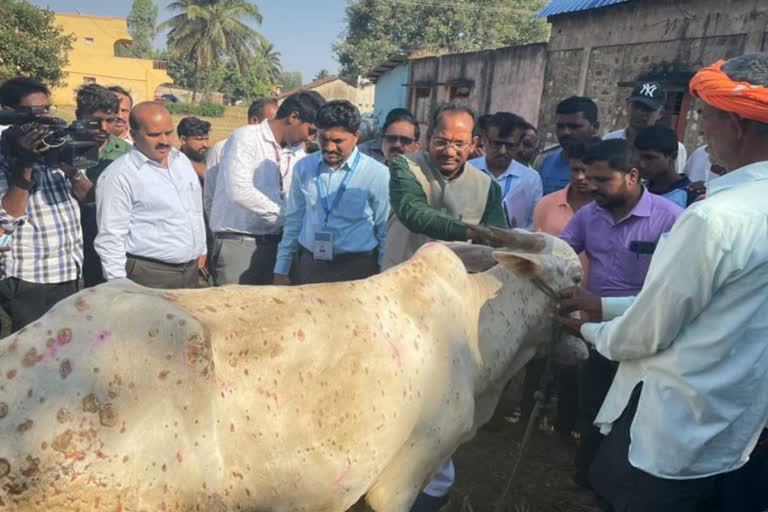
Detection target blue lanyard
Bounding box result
[502,175,513,197]
[314,151,361,225]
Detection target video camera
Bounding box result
[0,106,100,169]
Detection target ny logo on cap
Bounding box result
[640,83,658,97]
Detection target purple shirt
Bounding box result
[560,189,683,297]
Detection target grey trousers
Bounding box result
[292,245,379,285]
[212,234,279,286]
[126,256,199,289]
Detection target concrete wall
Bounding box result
[312,80,374,114]
[52,13,171,105]
[537,0,768,150]
[372,63,409,129]
[407,43,548,144]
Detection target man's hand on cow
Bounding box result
[556,286,602,321]
[466,224,504,247]
[272,273,291,286]
[553,313,586,339]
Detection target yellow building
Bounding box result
[51,12,172,106]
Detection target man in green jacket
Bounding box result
[383,102,506,272]
[384,101,505,512]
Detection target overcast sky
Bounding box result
[29,0,348,83]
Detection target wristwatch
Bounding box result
[12,175,35,190]
[70,169,87,183]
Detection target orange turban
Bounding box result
[689,59,768,124]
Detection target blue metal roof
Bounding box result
[536,0,631,17]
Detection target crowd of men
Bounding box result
[0,50,767,512]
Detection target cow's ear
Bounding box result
[446,243,497,273]
[491,250,543,277]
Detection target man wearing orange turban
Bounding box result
[554,53,768,512]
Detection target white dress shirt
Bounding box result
[203,138,227,217]
[468,156,543,229]
[683,145,717,183]
[604,128,687,174]
[95,147,206,280]
[580,162,768,480]
[208,120,304,235]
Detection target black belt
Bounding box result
[215,232,282,243]
[126,253,196,269]
[298,244,376,263]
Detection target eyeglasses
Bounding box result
[431,137,470,151]
[383,134,416,146]
[489,140,519,151]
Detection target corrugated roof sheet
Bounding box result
[536,0,631,17]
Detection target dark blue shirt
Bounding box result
[540,148,571,196]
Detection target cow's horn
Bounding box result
[487,226,547,252]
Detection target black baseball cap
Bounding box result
[628,82,666,110]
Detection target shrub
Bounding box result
[165,101,225,117]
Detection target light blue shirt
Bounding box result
[581,161,768,479]
[274,148,389,275]
[95,148,206,280]
[468,156,543,229]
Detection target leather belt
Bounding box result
[215,232,282,243]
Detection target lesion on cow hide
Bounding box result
[184,330,216,380]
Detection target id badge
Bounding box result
[313,230,333,261]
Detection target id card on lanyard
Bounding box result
[274,146,292,195]
[312,152,361,261]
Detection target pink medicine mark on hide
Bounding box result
[384,336,402,369]
[95,330,112,343]
[423,241,441,249]
[333,458,352,486]
[296,329,305,342]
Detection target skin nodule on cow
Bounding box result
[0,229,583,512]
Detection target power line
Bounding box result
[383,0,535,15]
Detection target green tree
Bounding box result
[0,0,74,87]
[160,0,266,100]
[127,0,158,58]
[314,69,331,80]
[278,71,302,91]
[258,42,282,85]
[334,0,550,77]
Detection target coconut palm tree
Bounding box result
[160,0,266,100]
[258,42,282,85]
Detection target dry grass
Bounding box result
[56,104,248,145]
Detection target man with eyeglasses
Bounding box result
[74,84,132,287]
[380,108,421,164]
[384,101,506,511]
[208,90,326,285]
[469,112,543,229]
[0,78,94,331]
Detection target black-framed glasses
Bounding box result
[383,134,416,145]
[489,140,519,151]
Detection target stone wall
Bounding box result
[538,0,768,151]
[407,43,548,145]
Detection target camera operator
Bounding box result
[0,77,90,331]
[75,84,131,287]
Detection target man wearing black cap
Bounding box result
[603,81,687,173]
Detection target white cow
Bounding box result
[0,229,582,512]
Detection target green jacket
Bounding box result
[389,152,505,240]
[383,151,505,269]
